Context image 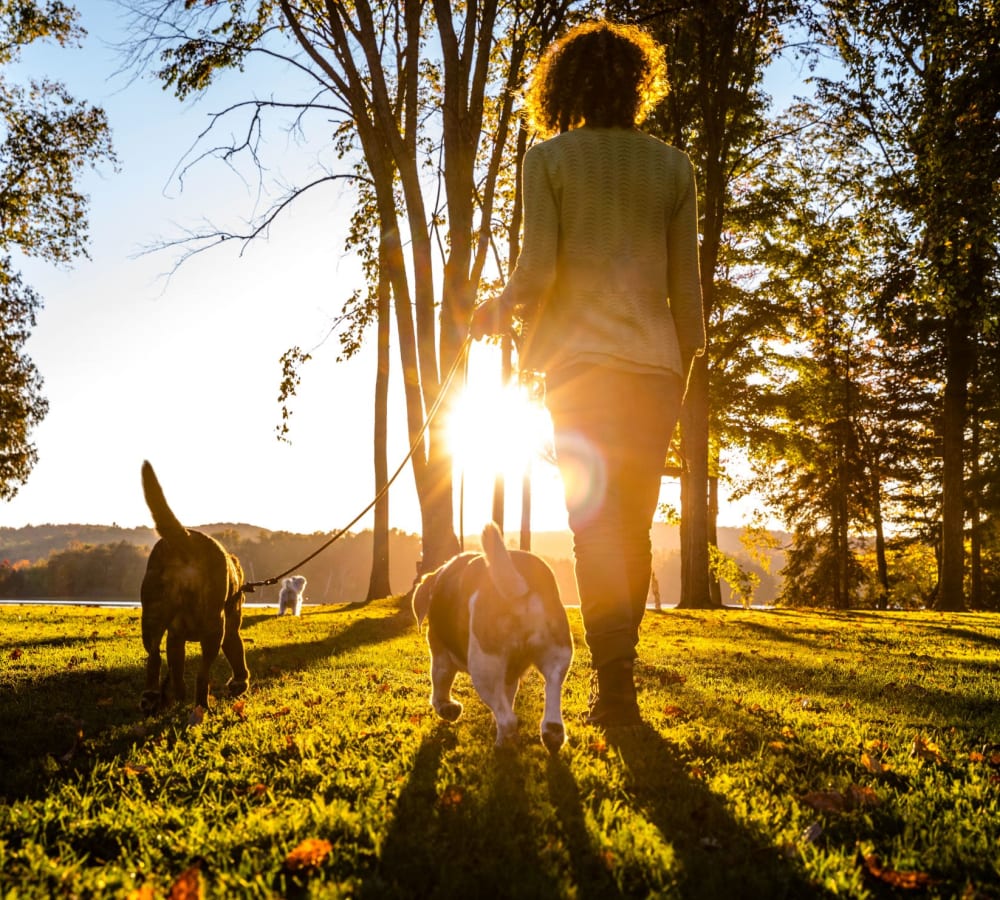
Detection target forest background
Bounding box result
[0,522,788,608]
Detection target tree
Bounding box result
[0,0,116,498]
[815,0,1000,610]
[126,0,572,573]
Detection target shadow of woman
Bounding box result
[603,723,826,900]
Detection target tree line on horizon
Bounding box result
[0,521,941,610]
[0,0,996,611]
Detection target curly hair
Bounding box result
[524,20,668,137]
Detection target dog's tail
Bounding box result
[141,461,193,551]
[481,522,529,600]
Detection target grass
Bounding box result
[0,598,999,898]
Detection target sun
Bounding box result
[446,345,568,534]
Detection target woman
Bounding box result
[472,20,705,726]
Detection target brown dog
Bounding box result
[413,522,573,752]
[139,461,249,713]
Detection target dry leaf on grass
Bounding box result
[862,854,935,889]
[861,750,890,774]
[285,838,333,874]
[126,884,156,900]
[800,791,846,813]
[801,785,880,814]
[124,763,150,776]
[910,735,946,765]
[232,700,247,720]
[661,705,687,718]
[844,784,880,809]
[168,863,203,899]
[438,785,464,809]
[9,647,23,660]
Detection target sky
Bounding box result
[0,3,800,538]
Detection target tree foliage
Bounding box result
[0,0,116,499]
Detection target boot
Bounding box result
[587,658,641,727]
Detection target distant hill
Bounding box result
[0,522,272,565]
[1,521,788,607]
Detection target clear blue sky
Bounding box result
[0,3,804,536]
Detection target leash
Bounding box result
[240,334,473,593]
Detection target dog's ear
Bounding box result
[412,573,435,626]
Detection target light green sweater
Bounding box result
[499,126,706,378]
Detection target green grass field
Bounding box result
[1,598,998,898]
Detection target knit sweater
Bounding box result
[498,126,706,378]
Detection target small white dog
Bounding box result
[277,575,307,616]
[412,522,573,752]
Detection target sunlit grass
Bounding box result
[1,601,998,898]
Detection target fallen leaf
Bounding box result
[127,884,156,900]
[187,706,205,727]
[845,784,880,809]
[968,751,984,763]
[124,763,150,776]
[232,700,247,720]
[800,791,846,813]
[284,838,333,873]
[438,785,464,808]
[861,751,889,775]
[168,863,203,899]
[662,705,686,718]
[768,740,787,751]
[862,854,935,889]
[864,738,890,754]
[590,738,608,753]
[9,647,23,660]
[910,736,945,765]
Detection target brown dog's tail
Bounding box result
[481,521,529,600]
[141,461,192,551]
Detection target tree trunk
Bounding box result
[677,352,715,607]
[871,463,890,611]
[366,256,392,602]
[969,401,982,609]
[936,314,973,611]
[708,472,722,607]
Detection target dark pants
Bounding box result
[546,365,683,669]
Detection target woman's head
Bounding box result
[524,20,667,136]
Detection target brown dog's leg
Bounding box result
[222,610,250,698]
[165,632,188,707]
[140,610,166,713]
[194,634,223,708]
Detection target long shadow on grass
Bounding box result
[0,599,419,800]
[605,725,824,900]
[367,729,575,899]
[242,598,417,686]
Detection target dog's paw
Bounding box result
[140,691,161,714]
[227,678,249,698]
[435,700,463,722]
[541,722,566,754]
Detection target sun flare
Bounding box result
[446,346,568,533]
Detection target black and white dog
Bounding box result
[277,575,307,616]
[412,522,573,752]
